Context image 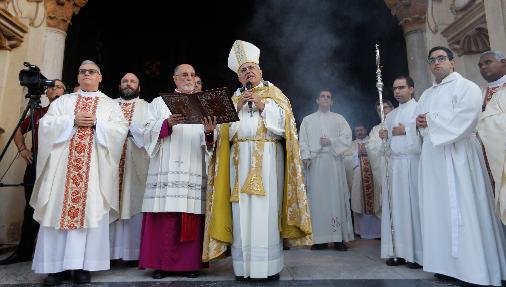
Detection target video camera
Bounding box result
[19,62,55,99]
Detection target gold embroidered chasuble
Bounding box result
[202,85,313,262]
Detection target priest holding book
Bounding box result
[139,64,217,279]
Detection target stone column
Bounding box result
[42,0,87,79]
[483,0,506,52]
[384,0,432,98]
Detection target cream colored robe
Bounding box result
[365,124,385,216]
[343,141,357,194]
[115,97,150,219]
[30,91,129,229]
[478,86,506,224]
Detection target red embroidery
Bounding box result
[358,143,375,214]
[118,102,136,208]
[59,95,99,230]
[483,83,506,111]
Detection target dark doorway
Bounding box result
[62,0,407,130]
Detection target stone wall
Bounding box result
[0,0,86,244]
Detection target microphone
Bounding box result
[245,81,253,117]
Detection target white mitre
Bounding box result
[227,40,260,74]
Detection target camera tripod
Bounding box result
[0,94,42,187]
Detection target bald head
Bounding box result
[173,64,196,93]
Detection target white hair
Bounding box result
[79,60,101,74]
[480,51,506,61]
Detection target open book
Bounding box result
[160,87,239,124]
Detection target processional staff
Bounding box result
[375,44,397,259]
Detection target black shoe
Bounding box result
[110,259,119,266]
[0,252,32,265]
[386,258,406,266]
[406,262,422,269]
[186,272,199,278]
[73,269,91,284]
[43,270,71,286]
[152,270,167,279]
[334,242,349,251]
[283,246,291,250]
[125,260,139,268]
[267,273,280,281]
[310,243,328,250]
[235,275,248,281]
[434,273,458,281]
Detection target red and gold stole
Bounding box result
[118,102,136,206]
[480,83,506,193]
[358,143,375,214]
[483,83,506,111]
[59,95,99,230]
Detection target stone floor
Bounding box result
[0,239,471,286]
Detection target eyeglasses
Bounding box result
[392,85,407,91]
[239,64,258,75]
[175,72,195,78]
[78,69,100,75]
[51,85,65,90]
[427,55,449,64]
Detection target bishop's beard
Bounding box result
[118,86,140,100]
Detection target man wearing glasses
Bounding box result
[0,80,65,266]
[203,40,312,281]
[415,46,506,286]
[30,60,129,285]
[139,64,216,279]
[378,75,422,269]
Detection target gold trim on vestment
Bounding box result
[202,85,313,262]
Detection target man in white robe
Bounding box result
[351,101,392,240]
[139,64,216,279]
[416,46,506,286]
[299,90,353,251]
[31,60,129,285]
[203,40,312,281]
[379,75,422,268]
[476,51,506,226]
[109,73,149,266]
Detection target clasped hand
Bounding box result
[237,90,264,112]
[74,112,96,127]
